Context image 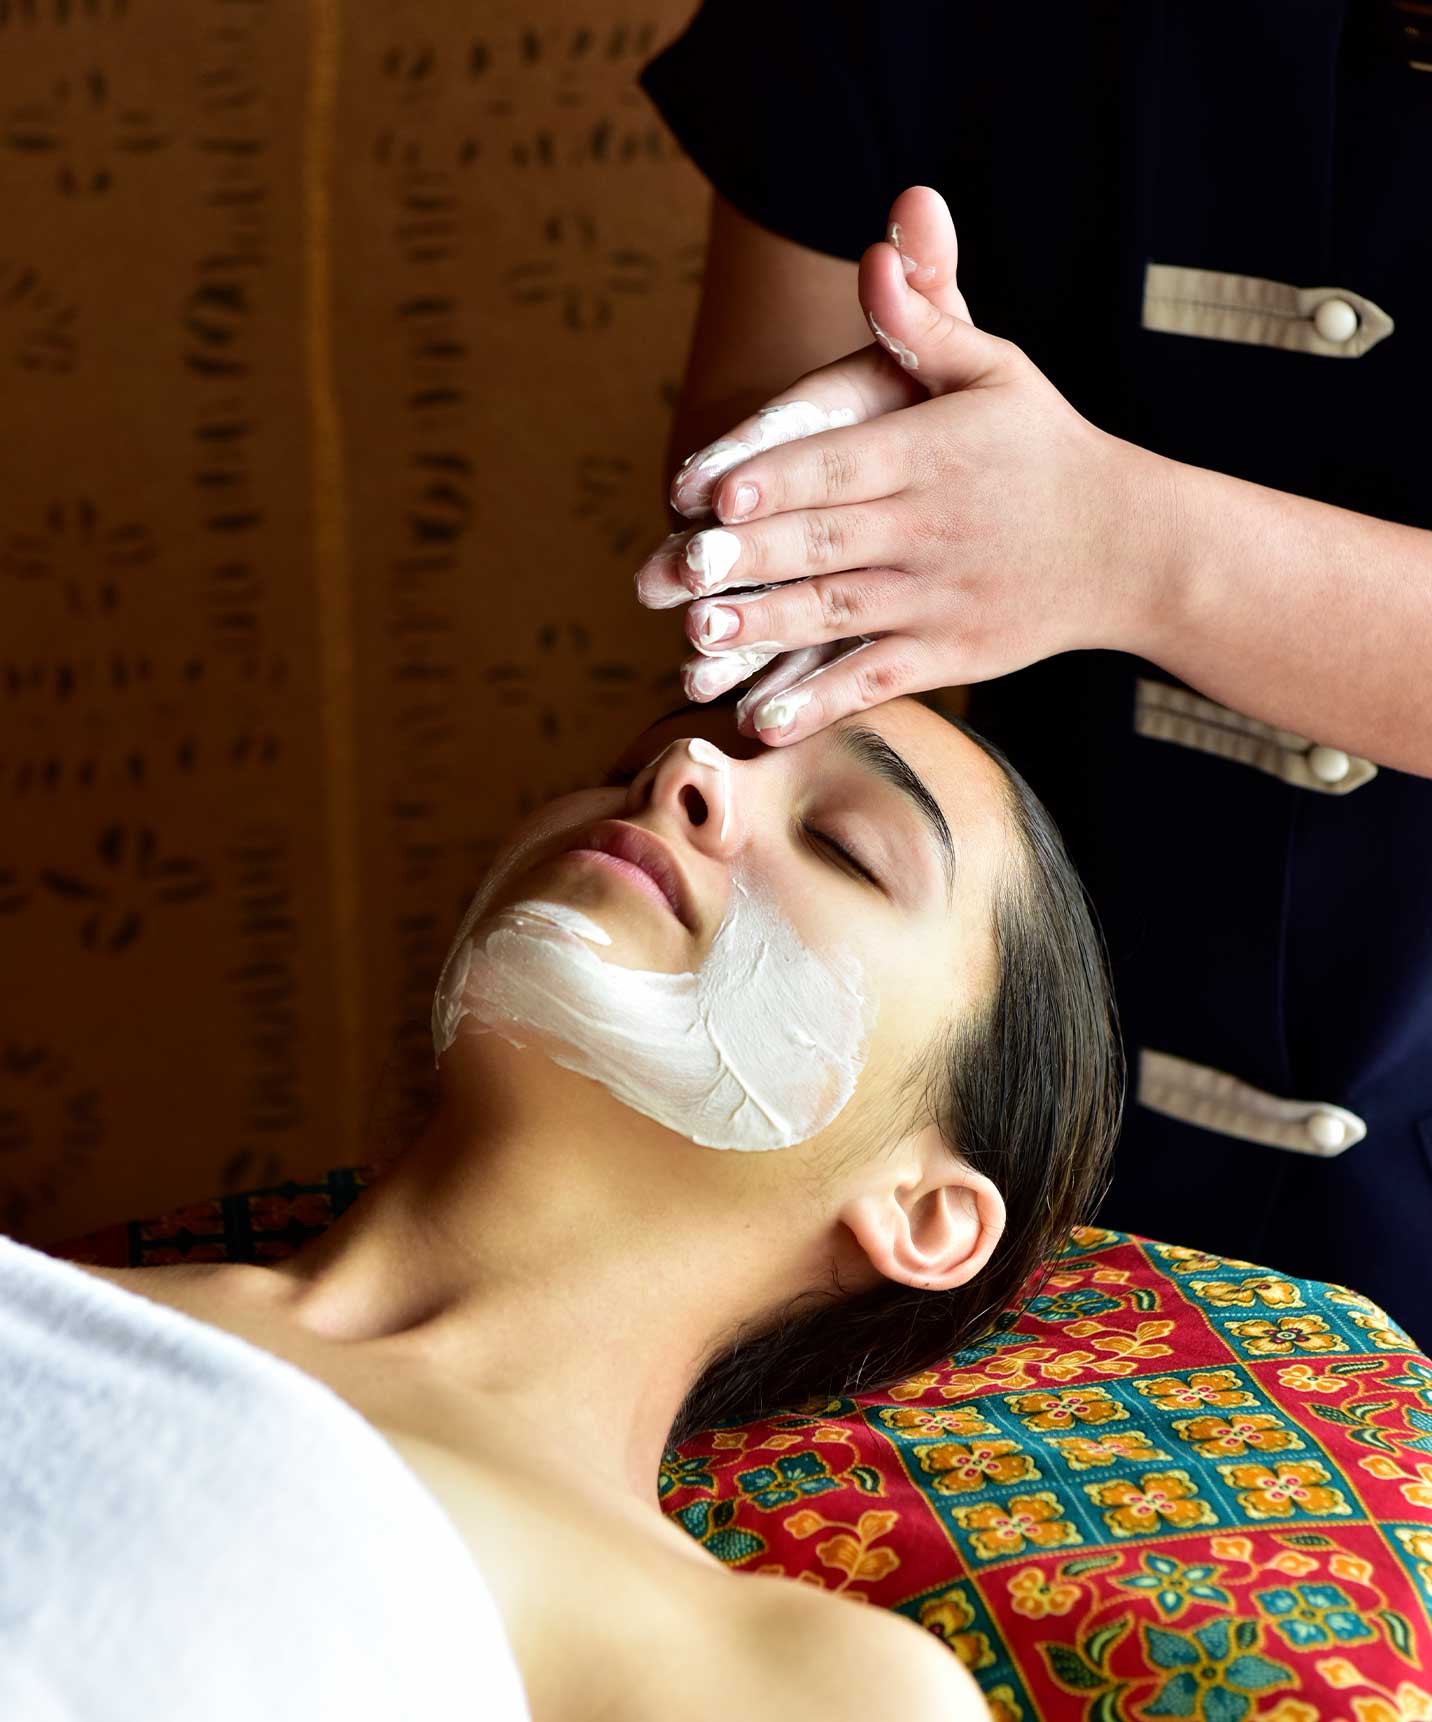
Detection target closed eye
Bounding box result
[603,763,881,889]
[802,822,881,889]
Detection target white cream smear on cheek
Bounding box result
[430,739,875,1150]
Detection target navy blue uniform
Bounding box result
[642,2,1432,1344]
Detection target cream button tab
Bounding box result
[1314,298,1359,343]
[1307,1111,1348,1152]
[1308,745,1351,784]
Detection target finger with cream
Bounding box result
[671,399,859,519]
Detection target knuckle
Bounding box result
[816,578,859,635]
[800,509,847,566]
[853,653,908,709]
[815,438,859,497]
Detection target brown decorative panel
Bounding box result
[0,0,706,1245]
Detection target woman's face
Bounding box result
[441,694,1011,1157]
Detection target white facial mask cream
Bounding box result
[430,742,876,1150]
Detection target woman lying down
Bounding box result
[4,684,1122,1721]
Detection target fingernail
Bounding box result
[753,687,813,734]
[694,602,739,645]
[726,482,759,521]
[685,528,741,592]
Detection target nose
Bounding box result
[629,736,737,852]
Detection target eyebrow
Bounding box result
[831,724,957,904]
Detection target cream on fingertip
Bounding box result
[685,528,741,591]
[753,687,813,733]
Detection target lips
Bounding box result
[564,820,696,930]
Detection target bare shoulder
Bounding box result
[735,1573,990,1722]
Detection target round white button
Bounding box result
[1307,1112,1347,1151]
[1308,745,1351,784]
[1314,298,1359,343]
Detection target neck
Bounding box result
[263,1043,840,1511]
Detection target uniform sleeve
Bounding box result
[640,1,959,263]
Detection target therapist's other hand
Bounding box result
[633,186,1180,743]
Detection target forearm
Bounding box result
[1142,456,1432,778]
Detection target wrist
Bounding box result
[1104,435,1197,661]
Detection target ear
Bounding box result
[840,1122,1006,1293]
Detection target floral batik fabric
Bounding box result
[662,1228,1432,1722]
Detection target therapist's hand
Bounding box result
[633,186,1182,742]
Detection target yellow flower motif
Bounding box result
[1263,1703,1320,1722]
[1395,1682,1432,1721]
[917,1586,996,1670]
[1267,1550,1320,1577]
[1047,1430,1170,1471]
[1091,1267,1132,1284]
[939,1347,1062,1395]
[1039,1349,1106,1382]
[1069,1226,1117,1248]
[987,1348,1058,1377]
[1317,1657,1364,1690]
[888,1370,941,1401]
[878,1404,994,1440]
[1007,1386,1127,1430]
[1330,1553,1374,1588]
[1219,1460,1351,1519]
[1136,1371,1256,1412]
[951,1493,1081,1561]
[1227,1315,1348,1356]
[1210,1535,1255,1564]
[1171,1412,1303,1458]
[1155,1245,1225,1273]
[1277,1363,1347,1394]
[1006,1566,1081,1619]
[1085,1320,1177,1363]
[986,1684,1023,1722]
[1394,1527,1432,1563]
[1401,1461,1432,1512]
[1351,1698,1399,1722]
[1190,1275,1303,1309]
[943,1370,1029,1396]
[1085,1469,1214,1537]
[1352,1317,1406,1350]
[921,1585,975,1634]
[914,1439,1038,1495]
[1362,1454,1406,1481]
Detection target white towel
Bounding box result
[0,1233,531,1722]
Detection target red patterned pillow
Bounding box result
[51,1177,1432,1722]
[659,1227,1432,1722]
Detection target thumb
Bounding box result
[859,191,1003,395]
[884,184,971,320]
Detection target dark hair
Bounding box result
[666,690,1124,1448]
